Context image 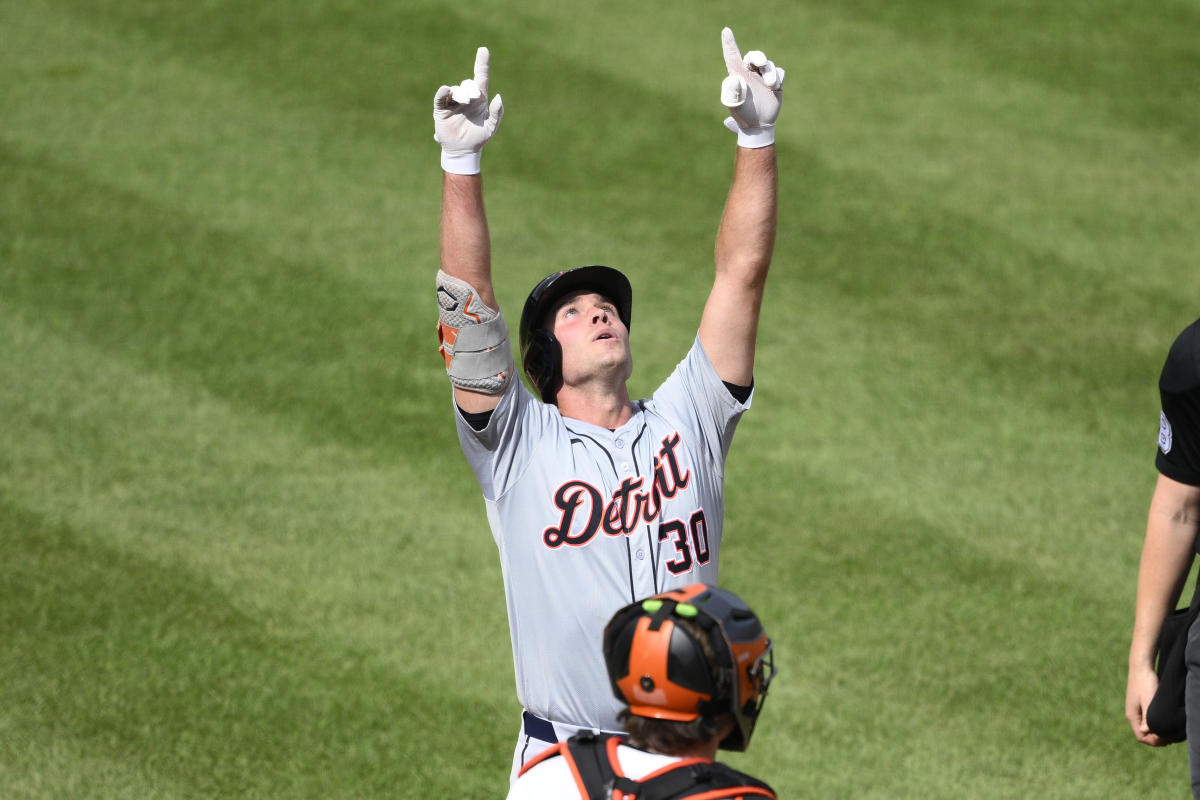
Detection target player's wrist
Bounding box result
[722,117,776,148]
[734,125,775,148]
[1129,646,1158,670]
[441,149,482,175]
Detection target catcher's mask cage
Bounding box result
[602,583,776,752]
[518,265,633,403]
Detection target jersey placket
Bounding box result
[619,422,660,597]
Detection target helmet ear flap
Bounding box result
[522,328,562,403]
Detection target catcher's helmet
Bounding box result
[602,583,776,752]
[518,266,633,402]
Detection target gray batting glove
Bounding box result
[433,47,505,175]
[719,27,784,148]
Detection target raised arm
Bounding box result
[698,28,783,386]
[441,172,497,313]
[433,48,510,413]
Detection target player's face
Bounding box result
[549,291,633,384]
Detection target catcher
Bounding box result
[507,583,778,799]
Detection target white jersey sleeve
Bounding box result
[644,333,752,469]
[452,369,548,505]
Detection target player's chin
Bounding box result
[606,348,632,368]
[595,357,632,384]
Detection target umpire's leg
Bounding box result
[1186,617,1200,797]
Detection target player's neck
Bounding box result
[634,737,721,762]
[671,739,721,761]
[555,382,634,429]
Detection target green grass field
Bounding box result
[2,0,1198,796]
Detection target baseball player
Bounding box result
[431,27,783,781]
[1127,317,1200,794]
[506,583,778,799]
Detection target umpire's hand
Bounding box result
[1126,665,1166,746]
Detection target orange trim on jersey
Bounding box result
[517,741,566,777]
[686,789,775,800]
[524,737,775,800]
[638,756,709,781]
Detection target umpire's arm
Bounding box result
[1126,473,1200,746]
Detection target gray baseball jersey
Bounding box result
[454,335,751,731]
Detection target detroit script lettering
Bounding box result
[543,434,692,548]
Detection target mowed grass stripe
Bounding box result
[824,0,1200,144]
[5,0,1192,357]
[0,500,512,799]
[769,5,1198,285]
[718,471,1182,797]
[0,142,452,460]
[0,303,508,685]
[0,306,516,794]
[731,163,1174,585]
[444,0,1200,288]
[0,0,442,288]
[9,0,1192,301]
[2,0,731,281]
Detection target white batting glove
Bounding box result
[433,46,504,175]
[719,27,784,148]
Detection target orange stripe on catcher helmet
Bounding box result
[616,616,711,721]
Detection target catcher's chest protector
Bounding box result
[550,732,776,800]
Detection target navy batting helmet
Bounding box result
[602,583,776,752]
[518,265,633,402]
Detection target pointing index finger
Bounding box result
[473,46,491,95]
[721,27,746,76]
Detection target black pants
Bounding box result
[1186,618,1200,797]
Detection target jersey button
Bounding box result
[635,549,645,560]
[620,462,630,472]
[615,439,625,449]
